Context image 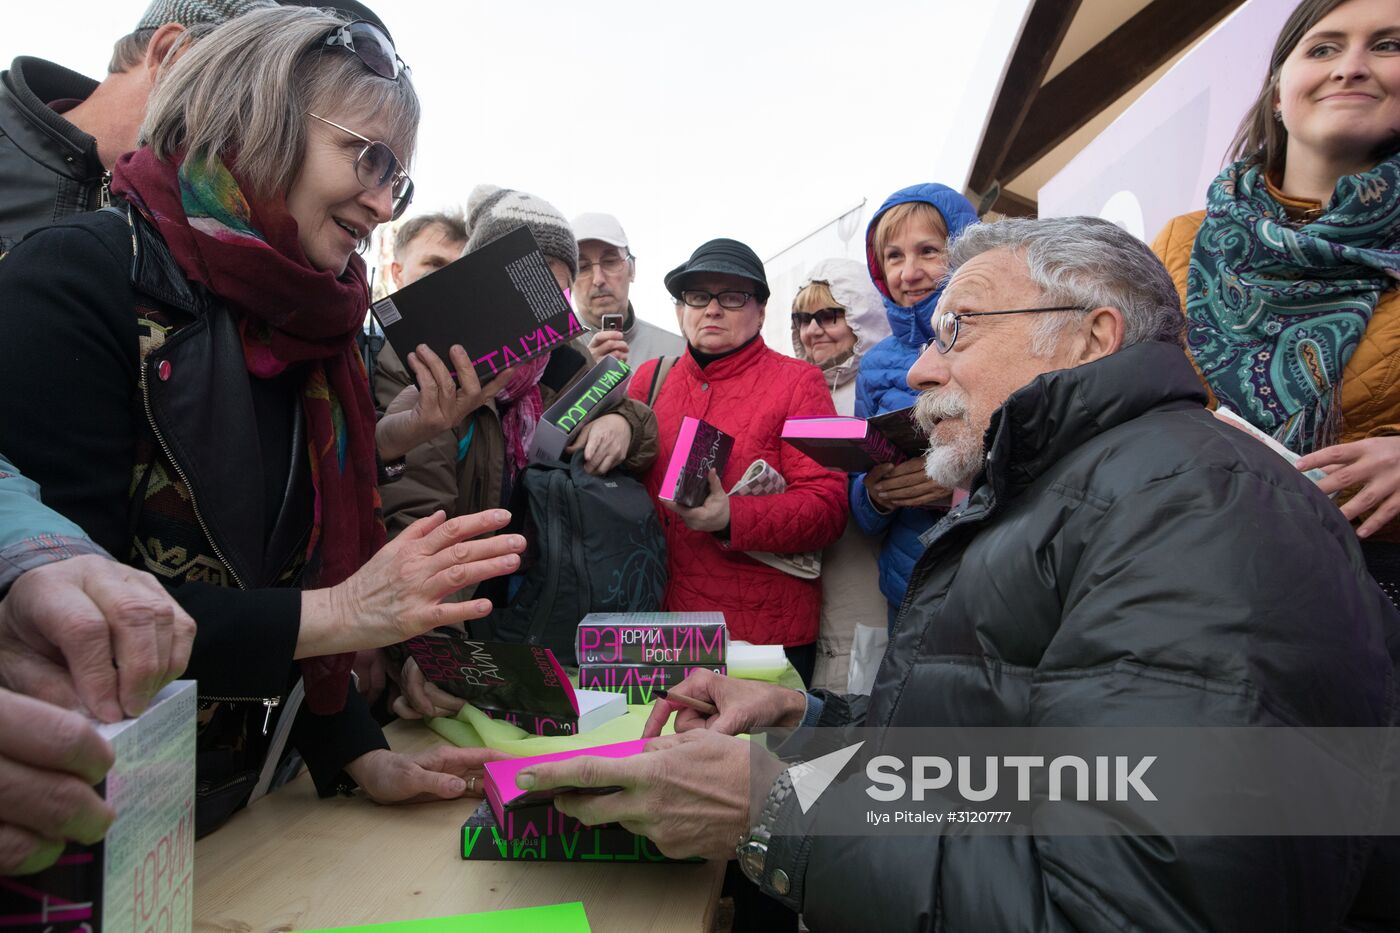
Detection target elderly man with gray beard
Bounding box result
[508,216,1400,931]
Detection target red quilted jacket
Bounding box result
[627,338,848,646]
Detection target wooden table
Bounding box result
[193,721,726,932]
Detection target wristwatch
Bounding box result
[736,769,795,895]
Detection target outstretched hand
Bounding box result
[1296,436,1400,537]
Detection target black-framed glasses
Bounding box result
[322,20,408,80]
[576,253,632,279]
[792,307,845,329]
[308,112,414,220]
[925,305,1088,354]
[681,289,754,310]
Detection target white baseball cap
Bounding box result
[572,212,629,250]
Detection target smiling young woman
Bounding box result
[1153,0,1400,601]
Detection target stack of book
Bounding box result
[466,740,697,864]
[575,612,727,704]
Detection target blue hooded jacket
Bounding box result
[850,183,979,613]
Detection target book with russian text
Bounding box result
[370,225,584,382]
[658,417,733,508]
[461,800,693,864]
[576,612,727,665]
[783,405,926,472]
[0,680,196,933]
[529,356,634,462]
[578,664,728,704]
[404,635,624,736]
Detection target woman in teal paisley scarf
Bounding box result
[0,7,526,826]
[1156,0,1400,600]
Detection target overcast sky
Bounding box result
[4,0,1029,331]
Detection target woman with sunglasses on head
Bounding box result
[850,184,979,630]
[788,260,890,693]
[1153,0,1400,605]
[0,7,525,834]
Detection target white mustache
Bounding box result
[913,390,968,435]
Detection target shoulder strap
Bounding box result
[647,356,675,408]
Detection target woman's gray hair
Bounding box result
[141,6,419,199]
[945,216,1185,355]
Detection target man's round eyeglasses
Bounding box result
[923,305,1089,354]
[308,112,414,221]
[576,254,632,278]
[792,308,845,329]
[681,290,754,310]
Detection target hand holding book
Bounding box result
[641,667,807,739]
[864,457,950,511]
[376,343,515,461]
[661,468,730,532]
[565,412,633,475]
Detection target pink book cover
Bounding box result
[484,739,650,827]
[659,417,734,508]
[782,417,901,472]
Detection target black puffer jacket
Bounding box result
[775,340,1400,931]
[0,57,105,255]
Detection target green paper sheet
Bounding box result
[306,901,590,932]
[427,663,802,753]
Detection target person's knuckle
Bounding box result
[574,760,600,786]
[34,775,88,832]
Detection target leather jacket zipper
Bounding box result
[140,357,248,591]
[199,695,283,735]
[99,170,112,208]
[140,357,284,732]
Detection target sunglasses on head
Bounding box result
[322,20,408,80]
[308,112,414,220]
[791,308,845,328]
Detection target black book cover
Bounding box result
[371,225,584,382]
[868,405,927,457]
[660,417,734,509]
[404,635,583,736]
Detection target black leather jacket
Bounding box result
[0,203,387,832]
[0,57,105,255]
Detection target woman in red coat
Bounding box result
[626,239,848,684]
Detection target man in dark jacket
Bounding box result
[0,1,281,254]
[517,216,1400,931]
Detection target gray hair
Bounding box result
[141,6,420,200]
[945,216,1184,355]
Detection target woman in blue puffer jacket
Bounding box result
[851,183,979,624]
